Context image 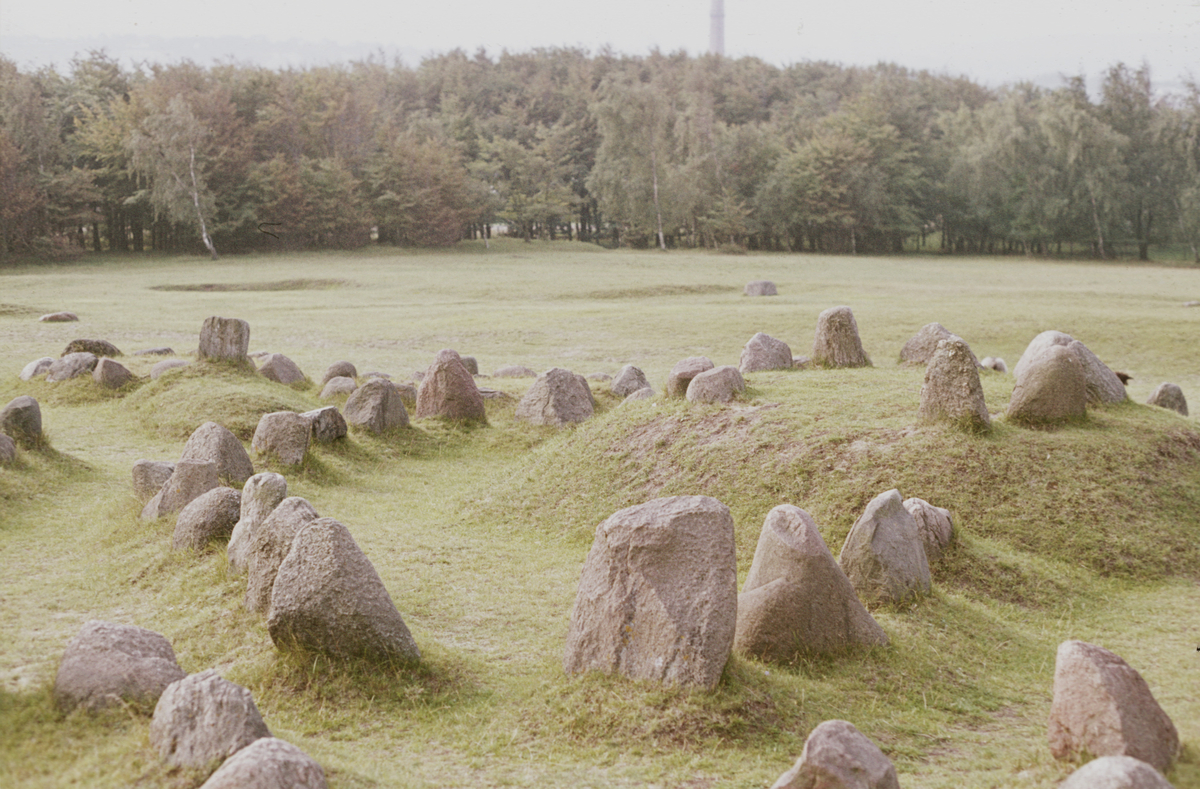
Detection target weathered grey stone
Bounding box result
[493,365,537,378]
[740,332,794,373]
[902,497,954,563]
[150,670,270,769]
[1014,331,1125,404]
[460,355,479,375]
[19,357,54,380]
[838,489,931,606]
[666,356,714,398]
[93,357,135,389]
[744,280,777,296]
[586,372,612,382]
[343,378,409,433]
[320,360,357,386]
[319,376,357,399]
[228,473,288,574]
[252,412,311,466]
[515,367,595,426]
[268,518,421,664]
[198,737,328,789]
[64,338,122,357]
[39,311,78,322]
[1048,640,1179,773]
[198,316,250,362]
[1147,383,1188,416]
[53,620,185,712]
[245,497,320,613]
[173,487,242,551]
[0,395,42,447]
[180,422,255,485]
[812,306,870,368]
[793,356,811,369]
[46,351,98,382]
[301,406,348,443]
[134,347,175,356]
[563,495,738,689]
[1007,344,1088,424]
[0,433,15,464]
[258,354,306,386]
[918,337,990,430]
[979,356,1008,373]
[770,719,900,789]
[141,460,220,520]
[415,349,487,422]
[901,322,978,367]
[132,460,175,501]
[686,365,745,404]
[1059,756,1175,789]
[620,386,656,405]
[611,364,650,397]
[735,506,887,662]
[151,359,189,379]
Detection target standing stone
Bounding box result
[172,487,242,551]
[46,352,98,382]
[198,316,250,362]
[744,280,777,296]
[258,354,306,385]
[319,376,357,399]
[245,497,320,613]
[1014,331,1125,404]
[770,719,900,789]
[666,357,714,398]
[1048,640,1179,773]
[132,460,176,501]
[1147,383,1188,416]
[39,311,78,322]
[93,358,136,389]
[180,422,255,485]
[0,396,42,448]
[901,322,979,367]
[53,621,186,712]
[1006,344,1088,425]
[150,670,271,769]
[685,365,745,404]
[344,378,409,433]
[320,360,357,386]
[415,349,487,422]
[228,473,288,574]
[563,496,738,689]
[141,460,220,520]
[252,412,311,466]
[918,337,990,431]
[0,434,15,464]
[151,359,189,379]
[838,489,931,606]
[64,339,122,357]
[812,306,870,368]
[611,364,650,397]
[1059,756,1175,789]
[268,518,421,664]
[734,506,887,662]
[301,406,348,443]
[739,332,794,373]
[19,357,54,380]
[198,738,328,789]
[515,367,595,426]
[902,497,955,562]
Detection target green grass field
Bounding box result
[1,239,1198,788]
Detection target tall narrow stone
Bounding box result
[198,316,250,362]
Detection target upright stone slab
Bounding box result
[301,406,348,443]
[902,497,954,562]
[268,518,421,664]
[180,421,255,485]
[0,396,42,448]
[198,316,250,362]
[19,357,54,380]
[133,460,175,501]
[245,497,320,613]
[666,357,714,398]
[611,365,650,397]
[1007,344,1088,425]
[53,620,186,712]
[1059,756,1175,789]
[46,352,97,382]
[252,411,311,466]
[198,738,328,789]
[415,349,487,422]
[686,365,745,404]
[838,489,931,605]
[812,306,870,368]
[1048,640,1179,773]
[141,460,220,520]
[228,472,288,574]
[563,496,738,689]
[739,332,794,373]
[735,506,887,662]
[918,337,990,431]
[172,486,242,551]
[770,719,900,789]
[343,378,409,433]
[93,357,135,389]
[1147,383,1188,416]
[515,368,595,426]
[150,670,270,769]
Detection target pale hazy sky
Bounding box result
[2,0,1197,91]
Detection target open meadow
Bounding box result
[1,239,1198,788]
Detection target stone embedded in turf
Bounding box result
[838,489,931,606]
[918,337,991,431]
[54,620,185,712]
[180,421,255,486]
[1058,756,1174,789]
[415,348,487,422]
[620,386,655,405]
[301,405,348,443]
[19,356,54,380]
[39,311,78,322]
[258,353,306,385]
[0,433,15,464]
[173,486,242,552]
[1014,330,1125,405]
[134,346,175,356]
[151,359,189,379]
[150,670,271,769]
[666,356,714,397]
[770,719,900,789]
[563,495,737,689]
[320,360,357,386]
[245,497,320,613]
[46,351,97,382]
[228,472,288,574]
[0,395,42,448]
[610,364,650,397]
[132,459,175,501]
[1007,344,1088,424]
[319,376,357,399]
[63,338,122,357]
[493,364,537,378]
[344,378,409,433]
[198,316,250,362]
[93,357,135,389]
[1147,382,1188,416]
[198,737,328,789]
[685,365,745,404]
[744,280,777,296]
[811,306,871,368]
[902,497,955,563]
[515,367,595,426]
[739,332,794,374]
[901,322,979,367]
[142,459,220,520]
[252,411,311,466]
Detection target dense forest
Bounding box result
[1,48,1198,261]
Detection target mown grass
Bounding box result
[1,239,1198,788]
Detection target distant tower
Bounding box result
[710,0,725,56]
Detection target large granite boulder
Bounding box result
[258,354,306,386]
[0,395,42,448]
[1014,331,1125,404]
[228,473,288,574]
[64,338,122,357]
[198,737,328,789]
[666,356,714,398]
[734,506,887,662]
[1006,344,1088,425]
[1147,383,1188,416]
[515,367,595,427]
[739,332,794,373]
[1059,756,1175,789]
[46,352,98,382]
[344,378,409,433]
[53,620,186,712]
[141,460,219,520]
[1048,640,1179,773]
[770,719,900,789]
[838,489,931,606]
[251,411,311,467]
[93,358,136,389]
[301,406,348,443]
[563,496,738,689]
[19,357,54,380]
[198,316,250,362]
[902,497,955,563]
[268,518,421,664]
[901,322,978,367]
[415,349,486,422]
[918,337,990,431]
[150,670,270,769]
[611,365,650,397]
[744,280,777,296]
[132,460,176,501]
[180,422,255,485]
[812,306,870,368]
[172,486,242,552]
[685,365,745,404]
[245,497,320,613]
[320,360,357,386]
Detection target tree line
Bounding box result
[1,48,1198,262]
